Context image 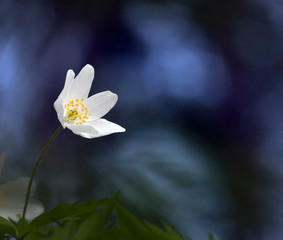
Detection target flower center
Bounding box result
[64,99,92,125]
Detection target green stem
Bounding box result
[22,125,63,219]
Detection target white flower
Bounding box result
[54,64,126,138]
[0,154,44,220]
[0,178,44,220]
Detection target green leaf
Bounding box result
[114,201,190,240]
[21,197,192,240]
[146,222,172,239]
[114,200,151,239]
[72,200,115,240]
[0,216,18,236]
[41,198,117,240]
[31,198,111,227]
[16,218,46,239]
[162,222,191,240]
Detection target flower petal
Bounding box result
[86,119,125,137]
[67,64,95,101]
[0,205,23,220]
[67,124,100,138]
[0,177,35,199]
[0,200,44,220]
[25,200,45,220]
[54,69,75,127]
[84,91,118,120]
[66,119,125,138]
[0,178,43,220]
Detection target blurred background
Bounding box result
[0,0,283,239]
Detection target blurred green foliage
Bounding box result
[0,195,219,240]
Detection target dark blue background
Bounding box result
[1,1,283,239]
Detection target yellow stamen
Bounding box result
[64,99,92,125]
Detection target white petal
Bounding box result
[67,124,100,138]
[0,205,23,220]
[54,69,75,127]
[0,177,34,199]
[86,119,125,137]
[0,178,44,220]
[84,91,118,120]
[66,119,125,138]
[25,200,45,220]
[67,64,95,101]
[57,69,75,102]
[93,119,125,135]
[0,200,44,220]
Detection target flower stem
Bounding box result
[22,125,63,219]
